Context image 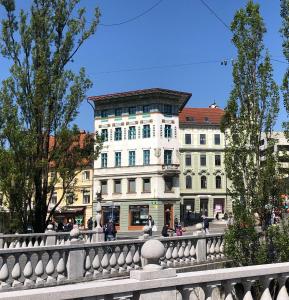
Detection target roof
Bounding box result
[88,88,191,110]
[179,107,224,125]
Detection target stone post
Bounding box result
[67,226,85,280]
[45,224,57,246]
[194,223,206,263]
[130,239,177,300]
[92,187,105,242]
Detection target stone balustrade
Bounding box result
[0,233,225,292]
[0,260,288,299]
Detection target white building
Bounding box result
[89,88,191,231]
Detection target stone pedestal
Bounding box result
[92,227,105,242]
[45,224,56,246]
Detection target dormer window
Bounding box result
[204,117,209,123]
[186,116,194,122]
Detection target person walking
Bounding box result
[147,215,155,236]
[87,217,93,230]
[203,216,210,234]
[104,219,117,241]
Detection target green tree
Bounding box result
[0,0,101,232]
[221,1,280,265]
[281,0,289,136]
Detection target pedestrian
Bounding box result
[203,216,209,234]
[104,219,117,241]
[174,217,179,231]
[215,212,219,220]
[87,217,93,230]
[147,215,155,236]
[175,223,185,236]
[161,224,173,237]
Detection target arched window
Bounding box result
[216,176,222,189]
[186,175,192,189]
[201,176,207,189]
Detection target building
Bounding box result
[179,104,232,221]
[89,88,191,231]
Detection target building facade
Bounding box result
[89,88,191,231]
[179,105,232,221]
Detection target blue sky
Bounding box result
[0,0,287,132]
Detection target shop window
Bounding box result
[128,178,136,193]
[114,128,122,141]
[216,176,222,189]
[164,176,173,192]
[215,154,221,166]
[185,134,191,144]
[83,191,90,204]
[114,179,122,193]
[214,134,221,145]
[143,150,150,165]
[200,134,206,145]
[200,154,206,166]
[185,175,192,189]
[201,176,207,189]
[185,154,191,166]
[129,205,149,226]
[164,125,172,138]
[101,180,108,194]
[103,205,120,226]
[101,153,108,168]
[143,125,151,138]
[128,126,136,139]
[143,178,151,193]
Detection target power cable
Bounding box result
[99,0,163,27]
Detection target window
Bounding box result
[101,129,108,142]
[101,110,108,118]
[204,117,209,123]
[164,150,172,165]
[215,154,221,166]
[114,179,122,193]
[129,107,137,115]
[66,193,74,205]
[114,128,122,141]
[214,134,221,145]
[128,126,136,139]
[143,178,151,193]
[103,205,120,226]
[200,154,206,166]
[129,205,149,226]
[164,104,172,115]
[115,152,121,167]
[101,153,108,168]
[128,178,136,193]
[185,134,191,144]
[164,177,173,192]
[143,150,150,165]
[164,125,172,138]
[129,151,136,166]
[185,154,191,166]
[83,190,90,204]
[51,192,57,205]
[115,108,122,116]
[101,180,108,194]
[186,175,192,189]
[201,176,207,189]
[143,125,151,138]
[143,105,150,113]
[200,134,206,145]
[216,176,222,189]
[82,170,90,181]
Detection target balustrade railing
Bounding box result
[0,233,225,292]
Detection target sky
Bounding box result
[0,0,287,132]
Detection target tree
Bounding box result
[0,0,101,232]
[281,0,289,137]
[221,1,280,265]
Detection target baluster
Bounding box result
[215,238,220,259]
[203,284,218,300]
[260,277,273,300]
[92,251,100,277]
[133,246,141,269]
[56,250,66,282]
[23,253,34,287]
[189,242,196,262]
[220,239,224,258]
[224,281,237,300]
[118,247,126,273]
[15,240,21,249]
[27,238,33,248]
[45,252,56,284]
[209,238,216,260]
[177,242,185,264]
[84,249,92,278]
[125,246,133,271]
[0,256,9,289]
[35,253,45,286]
[172,242,179,266]
[11,255,22,287]
[109,251,117,274]
[101,250,109,274]
[40,239,45,247]
[243,280,255,300]
[165,243,173,267]
[277,275,289,300]
[206,239,211,260]
[184,241,190,264]
[3,241,8,248]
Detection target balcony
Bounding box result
[162,164,180,175]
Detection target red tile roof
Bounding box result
[179,107,224,125]
[88,88,191,103]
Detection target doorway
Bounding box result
[200,199,208,216]
[164,204,174,227]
